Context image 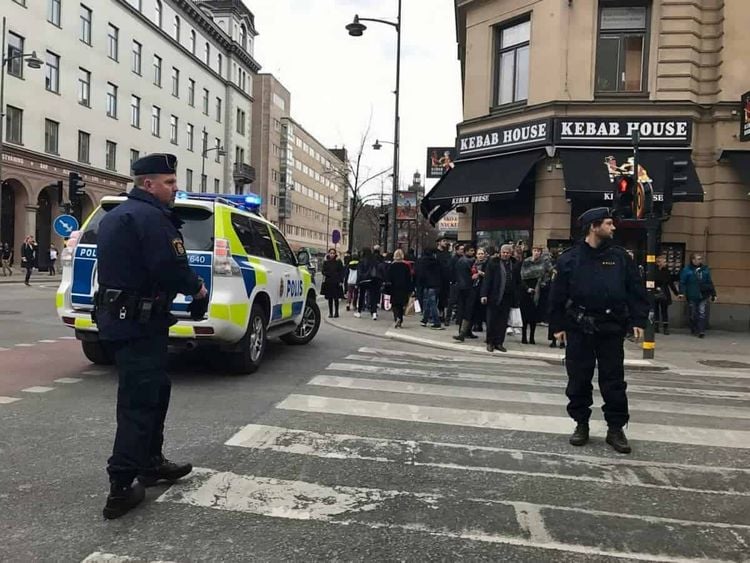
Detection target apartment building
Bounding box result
[0,0,259,266]
[422,0,750,329]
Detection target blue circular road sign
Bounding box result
[53,214,80,238]
[332,229,341,244]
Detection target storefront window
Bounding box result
[595,5,648,93]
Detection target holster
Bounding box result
[94,289,159,325]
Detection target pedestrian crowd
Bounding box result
[0,236,59,285]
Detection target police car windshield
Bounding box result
[79,203,214,251]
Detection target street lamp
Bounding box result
[346,3,402,252]
[200,126,226,192]
[0,16,43,243]
[372,138,394,151]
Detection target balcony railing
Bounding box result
[233,162,256,185]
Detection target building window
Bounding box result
[171,67,180,97]
[78,130,90,163]
[186,168,193,191]
[273,118,281,132]
[107,24,119,61]
[130,149,140,166]
[200,174,207,193]
[170,115,178,144]
[173,16,181,42]
[202,88,209,115]
[217,53,223,76]
[214,138,221,162]
[151,106,161,136]
[106,82,118,118]
[45,51,60,93]
[186,123,194,151]
[153,55,162,86]
[236,109,246,135]
[130,95,140,127]
[215,97,222,122]
[239,24,247,50]
[154,0,162,28]
[5,106,23,144]
[128,41,141,74]
[188,78,195,106]
[495,19,529,106]
[595,5,649,93]
[127,0,141,10]
[44,119,59,154]
[106,140,117,171]
[214,178,220,192]
[7,33,24,78]
[80,5,92,45]
[201,129,208,155]
[78,68,91,106]
[189,30,196,54]
[204,42,210,65]
[48,0,61,26]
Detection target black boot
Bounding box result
[654,322,660,334]
[521,323,528,344]
[569,423,589,446]
[138,457,193,487]
[663,323,670,335]
[453,320,470,342]
[103,481,145,519]
[606,428,632,454]
[529,323,536,345]
[549,338,557,348]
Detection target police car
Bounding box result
[56,192,321,374]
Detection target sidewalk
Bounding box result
[324,307,750,374]
[0,272,62,285]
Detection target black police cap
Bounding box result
[578,207,613,226]
[131,153,177,176]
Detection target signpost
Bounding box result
[331,229,341,250]
[53,214,79,238]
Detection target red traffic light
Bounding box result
[618,177,629,193]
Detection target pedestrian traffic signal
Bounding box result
[68,172,86,203]
[663,157,687,216]
[378,213,388,229]
[613,175,635,218]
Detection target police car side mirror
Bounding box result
[297,250,310,266]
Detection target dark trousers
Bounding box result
[486,295,512,346]
[565,330,629,429]
[392,303,405,323]
[24,266,33,284]
[327,298,339,317]
[106,333,171,485]
[653,299,669,325]
[456,288,475,325]
[49,260,56,275]
[358,280,381,314]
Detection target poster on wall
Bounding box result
[396,192,417,220]
[741,91,750,142]
[437,211,459,234]
[426,147,456,178]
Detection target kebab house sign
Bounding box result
[452,117,692,203]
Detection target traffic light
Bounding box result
[68,171,86,203]
[663,158,687,216]
[613,175,635,219]
[378,213,388,230]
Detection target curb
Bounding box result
[323,316,668,370]
[0,276,62,285]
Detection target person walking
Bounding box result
[49,245,59,276]
[679,253,717,338]
[471,247,489,333]
[356,247,380,320]
[345,253,359,312]
[453,247,478,341]
[20,236,37,286]
[519,246,552,345]
[415,247,444,330]
[654,255,678,335]
[321,248,345,318]
[94,153,208,519]
[480,244,518,352]
[549,207,649,454]
[385,249,413,328]
[1,243,13,276]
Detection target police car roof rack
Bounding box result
[176,192,264,216]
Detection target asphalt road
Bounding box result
[0,282,749,562]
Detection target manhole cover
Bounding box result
[698,359,750,369]
[0,310,21,315]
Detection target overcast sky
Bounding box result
[248,0,463,198]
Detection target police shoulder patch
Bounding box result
[172,238,186,256]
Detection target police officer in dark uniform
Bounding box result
[549,207,648,454]
[95,153,208,519]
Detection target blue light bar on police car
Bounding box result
[175,191,262,212]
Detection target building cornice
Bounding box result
[197,0,258,36]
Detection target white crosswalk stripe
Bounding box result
[156,346,750,561]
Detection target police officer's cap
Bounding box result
[131,153,178,176]
[578,207,613,226]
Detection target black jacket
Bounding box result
[454,255,474,291]
[321,257,345,299]
[96,188,202,340]
[415,255,442,290]
[481,257,518,307]
[548,240,649,333]
[385,261,413,306]
[654,266,677,304]
[20,243,36,267]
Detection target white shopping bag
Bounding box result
[383,294,392,311]
[413,299,422,314]
[509,307,522,329]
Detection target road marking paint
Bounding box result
[0,396,21,404]
[54,377,82,384]
[21,386,54,393]
[81,369,111,376]
[37,339,58,343]
[80,554,138,563]
[14,343,34,347]
[357,346,551,367]
[277,394,750,449]
[308,375,750,420]
[326,363,750,401]
[0,347,9,352]
[225,424,750,495]
[158,468,748,562]
[59,336,76,340]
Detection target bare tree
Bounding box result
[324,120,391,253]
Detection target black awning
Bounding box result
[420,149,545,225]
[560,149,704,203]
[721,150,750,191]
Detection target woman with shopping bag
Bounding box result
[384,250,413,328]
